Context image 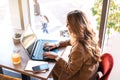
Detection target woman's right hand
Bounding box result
[43,51,58,60]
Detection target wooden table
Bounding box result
[0,29,64,80]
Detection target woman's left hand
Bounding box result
[43,52,58,59]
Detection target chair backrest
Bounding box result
[97,53,114,80]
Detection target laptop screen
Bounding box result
[20,25,37,55]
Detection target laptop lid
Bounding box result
[20,24,37,58]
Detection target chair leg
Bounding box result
[21,74,30,80]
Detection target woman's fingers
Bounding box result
[43,52,49,56]
[44,52,57,59]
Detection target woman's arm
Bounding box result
[59,39,71,47]
[56,43,85,75]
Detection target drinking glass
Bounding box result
[12,51,21,64]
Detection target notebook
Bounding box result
[20,24,59,62]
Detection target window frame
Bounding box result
[98,0,110,51]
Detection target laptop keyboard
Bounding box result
[32,39,58,60]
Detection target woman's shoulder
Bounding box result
[72,41,85,53]
[73,41,84,48]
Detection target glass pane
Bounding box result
[0,0,11,31]
[91,0,103,37]
[29,0,101,40]
[0,0,21,35]
[102,0,120,79]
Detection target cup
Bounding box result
[12,52,21,64]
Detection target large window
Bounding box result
[0,0,11,29]
[0,0,23,31]
[29,0,99,40]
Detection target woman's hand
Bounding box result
[43,42,57,50]
[43,52,58,59]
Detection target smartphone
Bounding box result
[32,63,49,72]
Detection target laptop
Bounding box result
[20,24,59,62]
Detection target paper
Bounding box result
[24,60,48,72]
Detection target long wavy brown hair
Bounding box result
[67,10,101,62]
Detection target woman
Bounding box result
[43,10,101,80]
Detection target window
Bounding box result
[29,0,100,40]
[103,0,120,48]
[102,1,120,79]
[0,0,11,29]
[0,0,24,30]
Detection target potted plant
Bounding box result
[13,33,21,44]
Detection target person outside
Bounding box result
[40,15,49,33]
[33,0,40,16]
[43,10,101,80]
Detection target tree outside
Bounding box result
[91,0,120,37]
